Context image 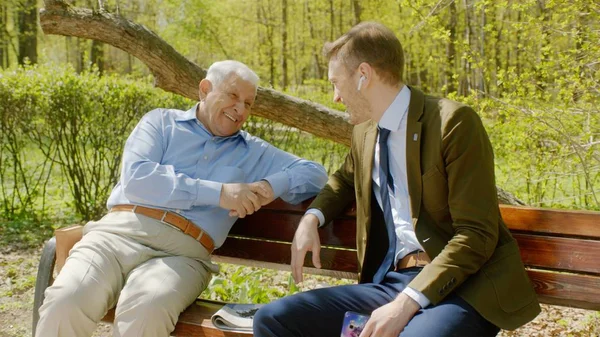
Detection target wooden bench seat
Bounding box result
[33,199,600,336]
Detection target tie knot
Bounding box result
[378,128,391,144]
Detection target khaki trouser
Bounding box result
[36,211,218,337]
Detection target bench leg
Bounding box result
[32,237,56,337]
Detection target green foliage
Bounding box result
[200,263,354,304]
[475,96,600,210]
[201,264,288,303]
[0,64,191,225]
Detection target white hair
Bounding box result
[205,60,260,90]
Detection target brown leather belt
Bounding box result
[110,204,214,253]
[395,250,431,270]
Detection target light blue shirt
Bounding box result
[107,104,328,248]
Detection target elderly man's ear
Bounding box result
[199,79,213,101]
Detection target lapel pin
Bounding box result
[413,133,418,141]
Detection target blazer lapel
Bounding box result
[406,86,424,226]
[362,121,377,232]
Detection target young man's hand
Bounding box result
[290,214,321,283]
[360,293,420,337]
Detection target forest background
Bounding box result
[0,0,599,336]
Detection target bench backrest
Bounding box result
[214,199,600,310]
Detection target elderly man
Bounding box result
[254,22,539,337]
[36,60,328,337]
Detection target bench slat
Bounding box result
[102,301,251,336]
[527,269,600,310]
[514,234,600,274]
[501,205,600,239]
[262,199,357,217]
[233,214,356,248]
[215,238,358,273]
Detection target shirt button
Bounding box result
[203,156,208,160]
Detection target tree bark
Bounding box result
[40,0,351,145]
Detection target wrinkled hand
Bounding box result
[228,181,275,217]
[219,183,261,218]
[360,293,420,337]
[291,214,321,284]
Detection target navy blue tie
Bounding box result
[372,128,396,284]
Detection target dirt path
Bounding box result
[1,248,598,337]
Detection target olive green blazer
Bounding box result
[310,86,540,330]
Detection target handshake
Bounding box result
[219,181,275,218]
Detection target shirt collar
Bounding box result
[176,103,248,145]
[378,85,411,132]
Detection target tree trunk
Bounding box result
[459,0,472,96]
[492,2,505,96]
[536,0,549,93]
[280,0,288,90]
[90,39,104,73]
[351,0,361,25]
[478,3,486,94]
[0,3,6,68]
[329,0,334,40]
[305,0,322,79]
[17,0,38,64]
[445,1,457,95]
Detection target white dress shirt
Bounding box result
[306,85,430,308]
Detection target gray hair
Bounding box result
[205,60,260,91]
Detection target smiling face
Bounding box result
[197,74,257,137]
[328,57,372,125]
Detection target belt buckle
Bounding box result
[160,211,182,233]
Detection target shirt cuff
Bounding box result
[195,180,223,206]
[403,287,430,309]
[305,208,325,227]
[263,171,290,199]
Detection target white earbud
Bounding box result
[357,76,366,91]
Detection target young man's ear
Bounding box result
[199,79,213,101]
[357,62,373,88]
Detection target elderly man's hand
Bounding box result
[249,180,275,205]
[219,183,261,218]
[228,181,275,217]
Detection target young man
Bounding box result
[254,22,540,337]
[36,60,328,337]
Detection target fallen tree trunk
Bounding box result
[38,0,524,206]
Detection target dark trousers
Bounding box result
[253,268,500,337]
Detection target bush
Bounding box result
[0,64,191,224]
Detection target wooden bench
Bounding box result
[33,199,600,336]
